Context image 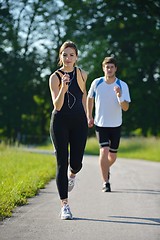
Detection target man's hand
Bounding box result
[114,86,121,97]
[87,117,94,128]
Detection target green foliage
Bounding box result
[63,0,160,136]
[0,0,61,143]
[0,147,56,220]
[0,0,160,144]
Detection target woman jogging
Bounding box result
[49,41,88,220]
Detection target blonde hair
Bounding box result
[58,41,78,66]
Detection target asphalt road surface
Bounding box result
[0,155,160,240]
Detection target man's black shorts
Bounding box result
[95,125,121,153]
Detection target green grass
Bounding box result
[38,136,160,162]
[85,137,160,162]
[118,137,160,161]
[0,146,56,220]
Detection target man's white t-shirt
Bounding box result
[88,77,131,127]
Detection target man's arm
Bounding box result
[86,97,94,128]
[117,97,129,111]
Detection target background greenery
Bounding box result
[85,137,160,162]
[37,136,160,162]
[0,0,160,144]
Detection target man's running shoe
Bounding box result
[68,176,76,192]
[60,205,73,220]
[102,182,111,192]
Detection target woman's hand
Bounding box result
[61,73,70,92]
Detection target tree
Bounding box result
[0,0,160,144]
[0,0,66,143]
[61,0,160,136]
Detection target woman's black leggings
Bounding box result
[50,112,88,200]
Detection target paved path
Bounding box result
[0,156,160,240]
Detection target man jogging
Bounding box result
[87,57,131,192]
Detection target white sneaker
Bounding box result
[60,205,73,220]
[68,176,76,192]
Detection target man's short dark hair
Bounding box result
[102,57,117,67]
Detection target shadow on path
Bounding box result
[73,216,160,226]
[112,189,160,195]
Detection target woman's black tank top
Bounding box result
[55,67,84,116]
